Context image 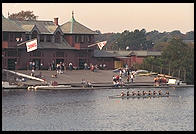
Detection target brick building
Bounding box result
[2,12,161,70]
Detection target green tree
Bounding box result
[8,10,38,21]
[141,38,194,84]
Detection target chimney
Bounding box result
[54,18,58,25]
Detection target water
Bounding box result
[2,87,194,131]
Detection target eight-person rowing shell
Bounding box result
[121,90,169,97]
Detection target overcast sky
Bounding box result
[2,3,194,34]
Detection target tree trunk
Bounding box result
[178,69,180,78]
[160,66,162,74]
[168,63,171,75]
[184,69,186,82]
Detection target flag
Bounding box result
[96,41,107,50]
[26,39,37,52]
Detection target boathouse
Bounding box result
[2,12,162,70]
[2,12,99,70]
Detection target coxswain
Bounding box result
[121,91,125,96]
[127,91,130,96]
[165,91,169,95]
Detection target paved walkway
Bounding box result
[17,70,154,85]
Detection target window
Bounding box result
[75,36,78,43]
[40,35,44,42]
[79,52,86,57]
[81,35,84,43]
[31,51,41,57]
[88,35,91,43]
[56,51,64,57]
[32,30,38,39]
[9,33,14,42]
[79,36,82,43]
[25,34,30,41]
[55,31,61,43]
[8,50,17,57]
[64,53,67,57]
[3,32,8,41]
[46,35,51,42]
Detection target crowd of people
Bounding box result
[112,68,135,86]
[154,76,167,86]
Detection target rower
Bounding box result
[158,90,162,95]
[120,91,125,96]
[132,91,136,96]
[127,91,130,96]
[148,90,152,95]
[142,91,146,96]
[137,91,141,96]
[153,91,157,95]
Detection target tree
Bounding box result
[8,10,38,21]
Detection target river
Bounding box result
[2,87,194,131]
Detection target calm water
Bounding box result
[2,87,194,131]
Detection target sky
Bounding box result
[2,3,194,34]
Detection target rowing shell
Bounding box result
[108,94,176,99]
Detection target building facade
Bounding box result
[2,13,162,70]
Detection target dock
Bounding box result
[2,69,194,90]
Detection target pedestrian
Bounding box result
[52,61,55,70]
[91,65,95,72]
[84,62,88,70]
[99,64,103,70]
[62,63,65,71]
[31,67,35,77]
[29,61,32,70]
[69,62,73,71]
[32,61,35,70]
[130,73,134,83]
[57,64,61,74]
[103,64,106,69]
[40,63,43,70]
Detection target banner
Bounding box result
[26,39,37,52]
[96,41,107,50]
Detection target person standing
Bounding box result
[52,61,55,71]
[69,62,73,71]
[40,62,43,70]
[29,61,32,70]
[32,61,35,70]
[130,73,134,83]
[84,62,88,70]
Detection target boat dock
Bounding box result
[2,69,194,90]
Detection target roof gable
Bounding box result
[60,14,98,35]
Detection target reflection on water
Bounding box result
[2,87,194,131]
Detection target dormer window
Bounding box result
[32,30,38,39]
[55,31,61,43]
[46,35,51,42]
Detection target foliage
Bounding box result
[140,38,194,84]
[8,10,38,21]
[95,29,194,51]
